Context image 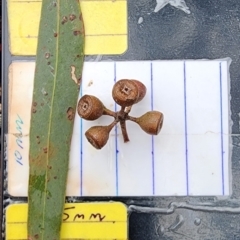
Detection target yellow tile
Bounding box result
[6,202,128,239]
[8,0,128,55]
[83,2,127,35]
[85,34,127,54]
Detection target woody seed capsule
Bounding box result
[85,121,116,149]
[136,111,164,135]
[112,79,146,107]
[77,95,104,120]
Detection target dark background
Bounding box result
[2,0,240,239]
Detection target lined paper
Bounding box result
[8,60,230,197]
[7,0,127,55]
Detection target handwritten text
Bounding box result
[15,114,23,165]
[63,206,106,222]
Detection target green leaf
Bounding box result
[27,0,84,239]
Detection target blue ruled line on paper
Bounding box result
[219,62,225,195]
[183,61,189,195]
[114,62,119,196]
[80,86,83,196]
[80,87,83,196]
[150,62,155,195]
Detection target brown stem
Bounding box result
[120,120,129,142]
[117,106,129,121]
[127,115,137,122]
[103,107,117,118]
[108,120,118,131]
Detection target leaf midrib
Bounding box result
[41,0,60,238]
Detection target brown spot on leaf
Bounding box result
[73,30,81,36]
[33,102,37,107]
[69,14,76,21]
[36,136,40,144]
[32,108,37,113]
[54,32,58,37]
[47,61,51,65]
[29,144,56,171]
[53,2,57,7]
[48,165,52,169]
[43,147,48,153]
[61,16,68,24]
[45,53,50,59]
[67,107,75,120]
[54,176,57,179]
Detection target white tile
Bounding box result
[115,61,153,196]
[188,134,223,195]
[152,61,187,195]
[8,62,34,196]
[185,61,227,195]
[8,60,231,197]
[220,61,230,195]
[80,62,117,196]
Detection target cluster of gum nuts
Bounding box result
[77,79,164,150]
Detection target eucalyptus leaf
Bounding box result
[27,0,84,239]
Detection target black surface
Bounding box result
[2,0,240,239]
[95,1,240,239]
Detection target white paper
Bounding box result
[8,60,230,196]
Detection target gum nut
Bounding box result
[77,95,104,120]
[136,111,164,135]
[131,80,147,103]
[85,126,110,149]
[112,79,140,107]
